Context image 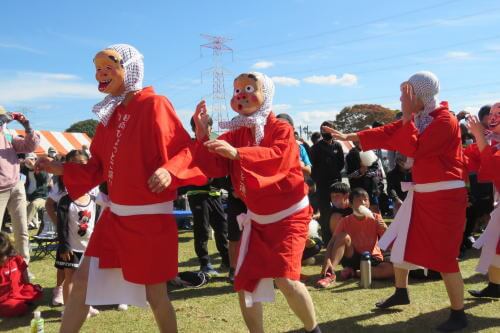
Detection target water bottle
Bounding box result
[30,311,44,333]
[360,251,372,288]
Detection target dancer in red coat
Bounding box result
[38,44,205,333]
[466,102,500,298]
[192,72,320,333]
[322,72,468,332]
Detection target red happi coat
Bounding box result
[0,255,42,317]
[476,144,500,254]
[194,113,311,292]
[63,87,206,284]
[358,103,467,272]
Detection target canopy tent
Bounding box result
[6,129,92,156]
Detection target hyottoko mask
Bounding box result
[94,49,126,96]
[489,103,500,134]
[230,73,265,116]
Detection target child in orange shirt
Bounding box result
[317,188,393,288]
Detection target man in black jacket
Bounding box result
[310,121,345,244]
[21,153,49,230]
[184,117,229,277]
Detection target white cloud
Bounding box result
[485,43,500,52]
[274,104,292,111]
[271,76,300,87]
[303,73,358,86]
[0,43,45,55]
[252,61,274,69]
[445,51,471,60]
[295,109,339,132]
[0,72,101,103]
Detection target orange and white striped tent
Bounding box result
[6,129,92,156]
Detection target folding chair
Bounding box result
[30,210,58,259]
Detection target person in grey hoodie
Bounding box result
[0,106,40,265]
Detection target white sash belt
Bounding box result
[110,200,174,216]
[474,203,500,274]
[379,180,465,270]
[86,200,174,307]
[235,195,309,308]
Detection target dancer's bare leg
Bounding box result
[441,272,464,310]
[275,278,317,331]
[238,291,264,333]
[59,257,90,333]
[145,283,177,333]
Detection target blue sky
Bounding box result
[1,0,499,135]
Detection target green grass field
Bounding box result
[1,230,498,333]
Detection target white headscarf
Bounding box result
[408,71,440,134]
[92,44,144,126]
[219,72,275,145]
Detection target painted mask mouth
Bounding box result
[98,79,112,92]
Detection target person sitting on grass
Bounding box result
[316,188,393,288]
[0,232,42,317]
[327,182,352,235]
[315,182,352,287]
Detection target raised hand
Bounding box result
[466,115,484,140]
[35,157,63,175]
[147,167,172,193]
[204,139,239,160]
[400,82,417,122]
[193,100,210,140]
[466,115,488,151]
[12,112,32,131]
[320,126,359,142]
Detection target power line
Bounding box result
[148,57,202,84]
[147,0,469,83]
[235,7,500,62]
[272,34,500,77]
[289,80,500,111]
[238,0,464,53]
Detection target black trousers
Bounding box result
[317,189,333,246]
[462,197,494,247]
[188,194,229,267]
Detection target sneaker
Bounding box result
[1,225,12,233]
[228,268,235,284]
[117,304,128,311]
[87,306,99,318]
[52,286,64,306]
[340,267,355,280]
[201,264,219,278]
[465,236,475,249]
[316,272,336,288]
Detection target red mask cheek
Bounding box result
[230,98,239,111]
[250,94,259,102]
